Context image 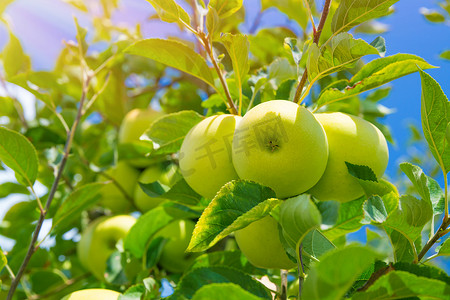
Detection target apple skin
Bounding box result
[179,114,242,199]
[62,289,120,300]
[99,161,139,213]
[231,100,328,199]
[118,108,163,168]
[155,219,198,273]
[308,112,389,202]
[235,216,296,270]
[77,215,136,280]
[134,164,167,212]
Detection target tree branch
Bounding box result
[293,0,332,104]
[6,72,92,300]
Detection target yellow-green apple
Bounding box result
[235,216,296,269]
[134,164,167,212]
[98,161,139,213]
[308,112,389,202]
[77,215,136,280]
[179,114,242,199]
[231,100,328,199]
[155,219,198,273]
[62,289,120,300]
[118,108,163,168]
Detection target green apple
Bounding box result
[232,100,328,199]
[62,289,120,300]
[98,161,139,213]
[308,112,389,202]
[179,114,242,199]
[118,108,163,168]
[77,215,136,280]
[134,164,167,212]
[155,219,198,273]
[235,216,296,270]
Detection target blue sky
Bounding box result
[1,0,449,269]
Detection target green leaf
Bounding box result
[187,180,280,252]
[331,0,399,34]
[0,248,6,274]
[420,8,446,23]
[29,269,65,294]
[322,197,366,240]
[25,126,66,150]
[1,30,31,78]
[419,69,450,174]
[143,110,204,155]
[0,127,39,187]
[314,54,435,111]
[0,0,14,15]
[302,245,380,300]
[440,50,450,61]
[279,195,323,255]
[52,183,105,234]
[346,162,378,182]
[302,229,336,262]
[125,39,215,87]
[192,283,264,300]
[307,33,380,83]
[364,196,388,223]
[119,284,146,300]
[125,202,199,258]
[168,266,271,300]
[383,195,433,262]
[0,182,29,198]
[370,36,386,57]
[145,0,190,27]
[221,33,249,114]
[353,271,450,299]
[261,0,308,29]
[392,262,450,285]
[437,238,450,256]
[162,178,202,206]
[209,0,243,18]
[74,17,88,55]
[188,250,266,275]
[400,162,445,216]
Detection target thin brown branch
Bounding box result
[298,243,305,298]
[417,217,450,262]
[357,264,394,292]
[293,0,332,104]
[6,72,92,300]
[279,269,288,300]
[199,33,238,115]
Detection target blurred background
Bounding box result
[1,0,449,270]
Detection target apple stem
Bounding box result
[293,0,332,104]
[298,243,306,299]
[6,67,93,300]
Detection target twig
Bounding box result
[417,217,450,262]
[6,71,92,300]
[293,0,332,104]
[280,269,288,300]
[198,32,238,115]
[357,264,394,292]
[29,273,90,299]
[298,243,305,299]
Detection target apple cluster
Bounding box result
[77,109,198,282]
[179,99,389,269]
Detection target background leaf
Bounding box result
[192,283,264,300]
[302,245,379,300]
[125,39,215,87]
[145,0,190,27]
[0,127,39,187]
[143,110,204,155]
[209,0,243,18]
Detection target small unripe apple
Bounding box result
[308,112,389,202]
[99,161,139,213]
[118,108,163,168]
[232,100,328,199]
[77,215,136,280]
[235,216,296,270]
[62,289,120,300]
[179,114,242,199]
[134,164,167,212]
[155,219,198,273]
